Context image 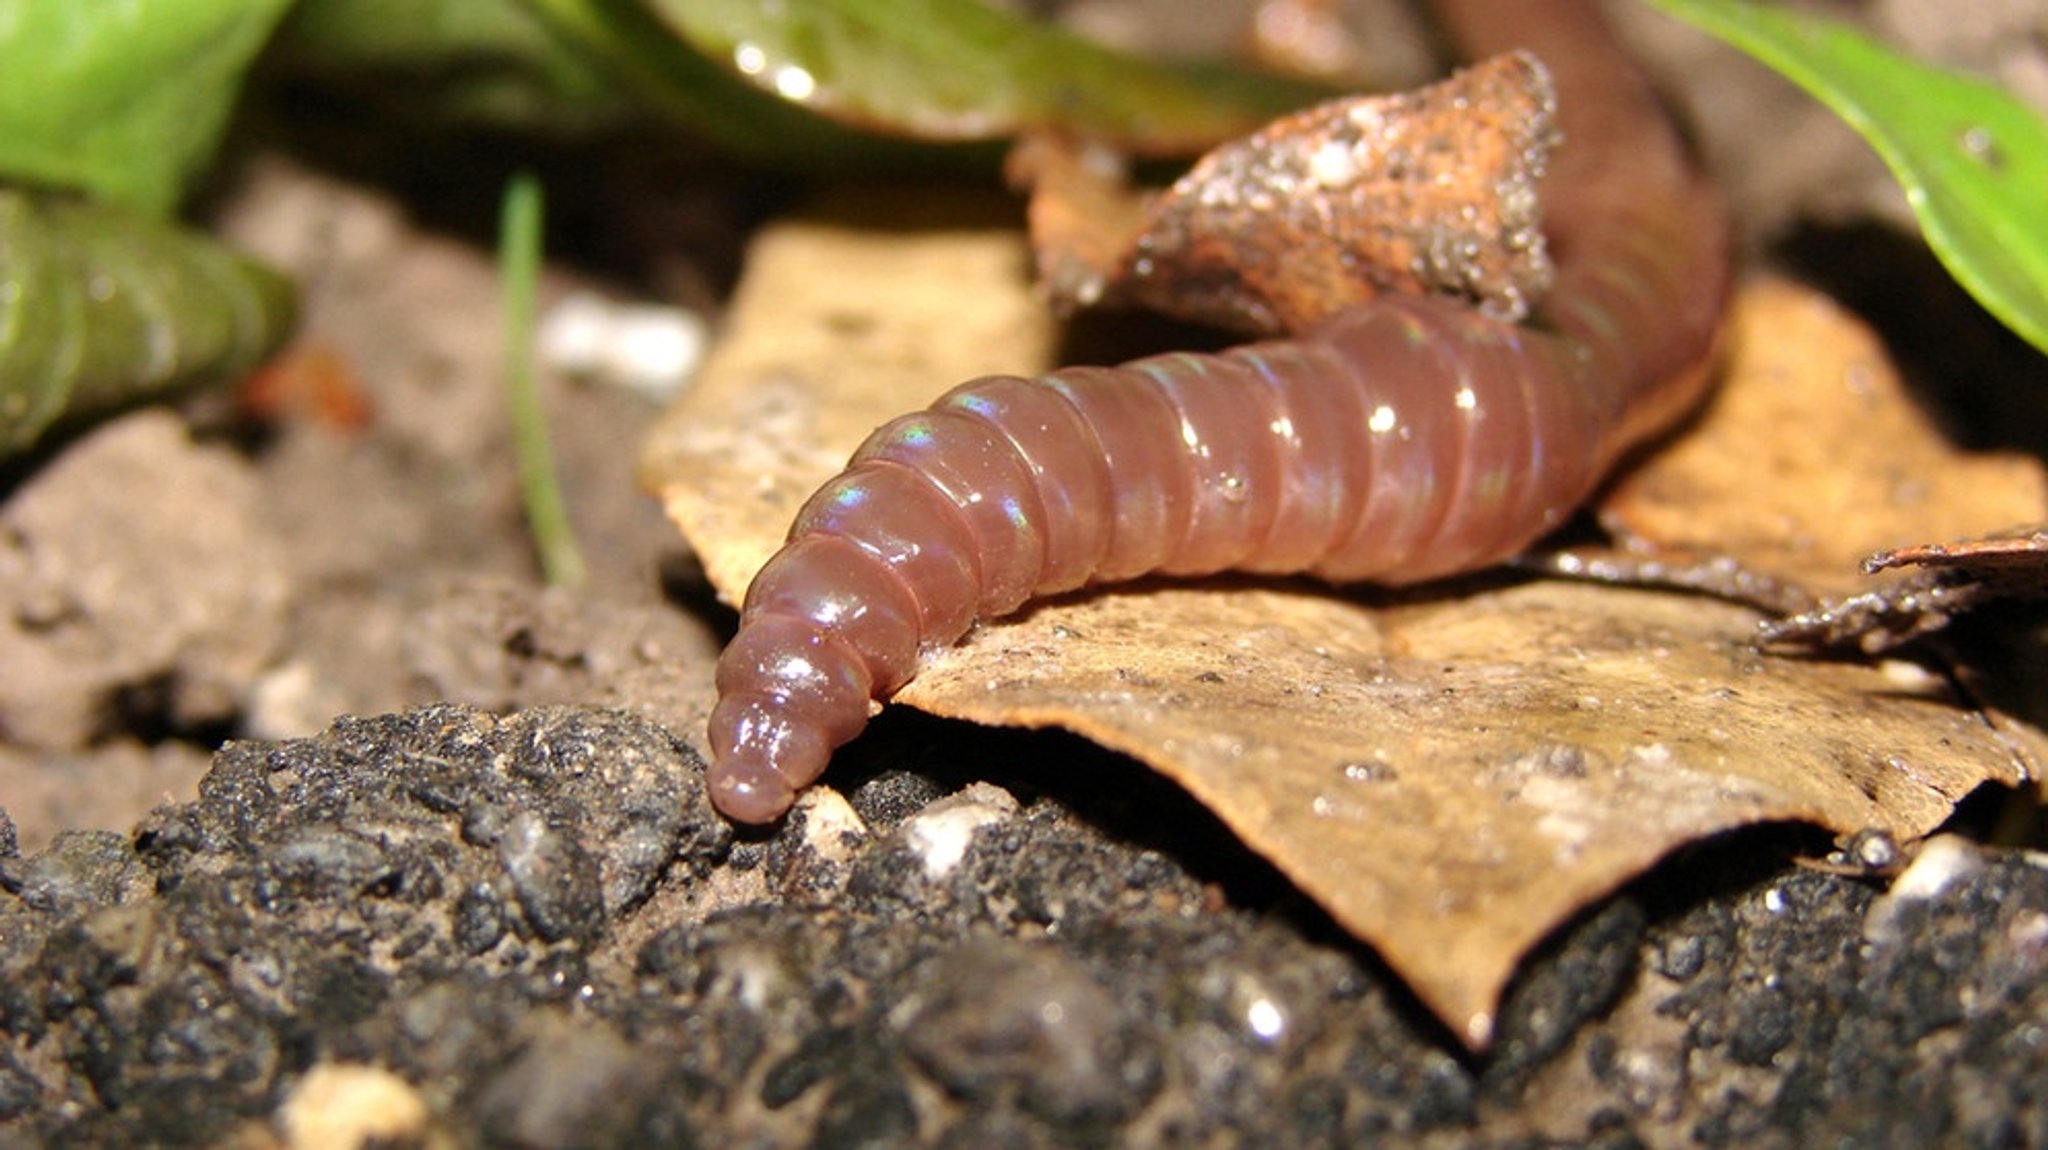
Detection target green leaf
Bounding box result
[0,0,293,216]
[640,0,1326,154]
[1642,0,2048,356]
[270,0,633,134]
[520,0,925,166]
[0,191,297,456]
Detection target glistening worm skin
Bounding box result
[707,0,1731,823]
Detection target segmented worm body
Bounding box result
[708,0,1730,823]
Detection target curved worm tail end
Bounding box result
[707,531,922,823]
[709,449,991,820]
[708,614,863,824]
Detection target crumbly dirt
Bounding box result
[3,4,2048,1146]
[3,705,2047,1147]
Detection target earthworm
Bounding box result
[707,0,1730,823]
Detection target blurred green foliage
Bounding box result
[1649,0,2048,356]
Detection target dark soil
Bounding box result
[4,706,2047,1146]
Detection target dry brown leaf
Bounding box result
[641,205,2035,1046]
[1012,52,1556,335]
[1603,277,2048,597]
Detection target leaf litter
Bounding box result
[642,195,2043,1043]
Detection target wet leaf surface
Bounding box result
[640,0,1323,153]
[641,203,2038,1045]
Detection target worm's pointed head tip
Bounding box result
[709,764,797,825]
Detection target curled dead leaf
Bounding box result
[1762,527,2048,652]
[1013,52,1557,335]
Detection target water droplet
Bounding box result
[1342,760,1398,783]
[772,64,816,102]
[1959,125,2003,169]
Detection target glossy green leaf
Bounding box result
[641,0,1326,154]
[0,0,294,215]
[0,191,297,456]
[520,0,924,166]
[1644,0,2048,356]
